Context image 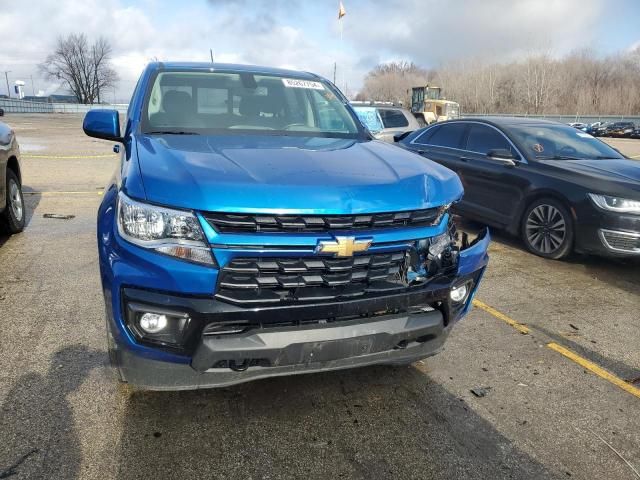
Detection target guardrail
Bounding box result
[460,113,640,124]
[0,98,128,114]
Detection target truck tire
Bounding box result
[1,169,25,234]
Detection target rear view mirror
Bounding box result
[83,109,122,142]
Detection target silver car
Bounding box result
[0,121,25,234]
[351,102,420,143]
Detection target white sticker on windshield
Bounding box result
[282,78,325,90]
[576,132,593,138]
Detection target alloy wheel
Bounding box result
[525,204,566,254]
[9,179,24,222]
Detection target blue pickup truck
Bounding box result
[83,62,489,390]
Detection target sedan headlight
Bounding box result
[117,192,215,265]
[588,193,640,214]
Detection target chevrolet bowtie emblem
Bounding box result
[316,236,372,257]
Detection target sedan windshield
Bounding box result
[141,70,360,138]
[509,124,624,160]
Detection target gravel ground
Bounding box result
[0,114,638,480]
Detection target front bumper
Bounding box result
[116,308,449,390]
[574,199,640,256]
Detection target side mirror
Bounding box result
[487,148,517,166]
[83,109,122,142]
[393,131,414,143]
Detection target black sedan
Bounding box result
[398,117,640,259]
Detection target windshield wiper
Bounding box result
[146,130,200,135]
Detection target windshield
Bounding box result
[509,124,624,160]
[141,70,360,138]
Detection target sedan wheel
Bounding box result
[522,199,573,260]
[1,170,26,234]
[9,179,23,223]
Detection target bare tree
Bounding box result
[361,61,431,106]
[39,33,119,104]
[520,54,557,114]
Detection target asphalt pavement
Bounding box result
[0,114,638,480]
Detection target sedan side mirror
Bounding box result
[83,109,122,142]
[393,131,414,143]
[487,148,517,166]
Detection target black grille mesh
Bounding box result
[217,251,409,305]
[204,208,442,233]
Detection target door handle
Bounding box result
[459,156,471,162]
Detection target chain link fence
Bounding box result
[0,98,128,114]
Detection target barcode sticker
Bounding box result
[282,78,325,90]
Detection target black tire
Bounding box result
[1,169,25,234]
[521,197,573,260]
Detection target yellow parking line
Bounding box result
[24,191,103,196]
[22,154,116,159]
[547,342,640,399]
[474,299,640,399]
[473,299,530,334]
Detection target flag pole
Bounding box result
[338,2,345,93]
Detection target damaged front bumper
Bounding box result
[108,229,490,390]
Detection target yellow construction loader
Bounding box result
[410,85,460,126]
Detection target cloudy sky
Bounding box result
[0,0,639,101]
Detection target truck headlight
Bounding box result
[588,193,640,214]
[117,192,215,265]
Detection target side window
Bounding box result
[466,124,512,154]
[426,123,467,149]
[413,125,440,145]
[378,108,409,128]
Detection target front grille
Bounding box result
[203,208,442,233]
[217,251,413,305]
[601,230,640,253]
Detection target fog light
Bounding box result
[139,313,168,333]
[450,284,468,303]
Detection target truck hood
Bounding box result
[134,135,462,214]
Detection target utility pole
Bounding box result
[210,49,214,63]
[30,75,35,96]
[3,71,11,98]
[333,62,336,85]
